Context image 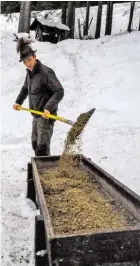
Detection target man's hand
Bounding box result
[13,103,21,110]
[42,109,50,119]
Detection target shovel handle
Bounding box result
[17,106,75,126]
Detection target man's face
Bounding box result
[23,55,36,71]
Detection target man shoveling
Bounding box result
[13,37,64,156]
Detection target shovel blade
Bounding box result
[82,108,96,119]
[74,107,96,133]
[66,108,96,145]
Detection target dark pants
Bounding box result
[31,117,54,156]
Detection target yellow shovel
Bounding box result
[18,106,96,139]
[17,106,75,126]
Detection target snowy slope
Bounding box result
[1,4,140,266]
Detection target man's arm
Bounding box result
[15,76,28,105]
[43,69,64,112]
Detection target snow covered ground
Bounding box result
[1,3,140,266]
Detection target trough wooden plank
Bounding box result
[35,215,49,266]
[31,158,54,238]
[52,260,140,266]
[27,162,37,204]
[31,158,54,266]
[51,229,140,264]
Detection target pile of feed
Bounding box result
[64,109,95,148]
[40,109,127,235]
[40,164,126,235]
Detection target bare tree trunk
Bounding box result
[18,1,25,33]
[109,1,113,34]
[105,1,113,36]
[95,1,103,39]
[128,1,135,33]
[78,18,82,39]
[105,2,110,35]
[66,2,75,39]
[139,19,140,31]
[84,1,90,36]
[24,1,31,33]
[18,1,31,33]
[62,2,67,25]
[72,5,75,38]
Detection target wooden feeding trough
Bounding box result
[27,155,140,266]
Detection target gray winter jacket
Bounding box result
[15,60,64,118]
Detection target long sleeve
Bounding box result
[43,69,64,112]
[15,76,28,105]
